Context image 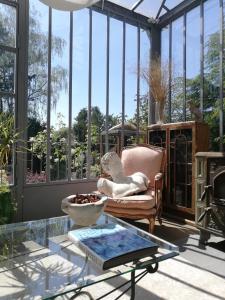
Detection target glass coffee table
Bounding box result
[0,213,179,299]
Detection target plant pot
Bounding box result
[61,194,108,226]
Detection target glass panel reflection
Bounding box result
[0,50,15,93]
[0,3,16,48]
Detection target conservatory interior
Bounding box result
[0,0,225,299]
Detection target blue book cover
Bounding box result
[68,223,158,270]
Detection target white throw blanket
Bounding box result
[97,152,149,198]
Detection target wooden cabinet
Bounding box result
[147,121,209,220]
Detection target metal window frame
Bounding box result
[46,7,52,183]
[17,0,29,220]
[159,0,224,150]
[68,11,73,182]
[219,0,224,151]
[136,25,141,142]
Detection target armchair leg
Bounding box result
[148,217,155,233]
[157,206,163,225]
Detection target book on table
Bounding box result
[68,223,159,270]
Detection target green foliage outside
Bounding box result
[0,113,18,224]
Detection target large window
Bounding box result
[26,0,151,184]
[162,0,224,150]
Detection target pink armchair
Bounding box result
[104,144,166,233]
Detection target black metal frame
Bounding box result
[48,262,159,300]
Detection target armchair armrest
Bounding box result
[154,172,163,190]
[154,173,164,218]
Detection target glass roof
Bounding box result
[107,0,185,20]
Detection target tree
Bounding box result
[28,5,68,122]
[73,106,118,144]
[0,5,68,124]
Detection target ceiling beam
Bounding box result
[131,0,144,11]
[156,0,167,20]
[93,0,155,28]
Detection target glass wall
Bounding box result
[161,0,224,150]
[26,0,151,184]
[0,1,17,185]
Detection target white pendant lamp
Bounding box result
[39,0,100,11]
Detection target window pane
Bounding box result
[186,7,200,121]
[0,96,15,186]
[72,9,89,180]
[125,24,138,145]
[108,18,123,154]
[26,0,48,184]
[0,49,15,93]
[0,3,16,48]
[161,26,170,122]
[90,11,106,179]
[171,17,184,122]
[204,0,220,150]
[50,9,70,181]
[139,28,150,131]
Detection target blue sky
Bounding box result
[32,0,149,129]
[31,0,221,129]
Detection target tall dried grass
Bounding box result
[141,56,170,122]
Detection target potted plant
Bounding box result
[141,56,170,124]
[0,112,18,224]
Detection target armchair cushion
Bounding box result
[106,188,155,210]
[105,206,156,217]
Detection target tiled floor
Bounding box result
[64,217,225,300]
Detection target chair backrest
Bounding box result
[121,145,165,187]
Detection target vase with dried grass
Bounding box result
[141,56,169,124]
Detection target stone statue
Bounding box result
[97,152,149,198]
[187,100,203,122]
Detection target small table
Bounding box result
[0,214,179,299]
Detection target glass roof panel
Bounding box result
[134,0,163,18]
[106,0,186,20]
[107,0,137,10]
[165,0,184,10]
[158,7,168,18]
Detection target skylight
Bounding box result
[107,0,186,20]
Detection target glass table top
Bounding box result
[0,214,179,299]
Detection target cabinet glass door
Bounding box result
[170,129,192,208]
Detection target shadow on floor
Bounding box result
[124,217,225,279]
[207,239,225,252]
